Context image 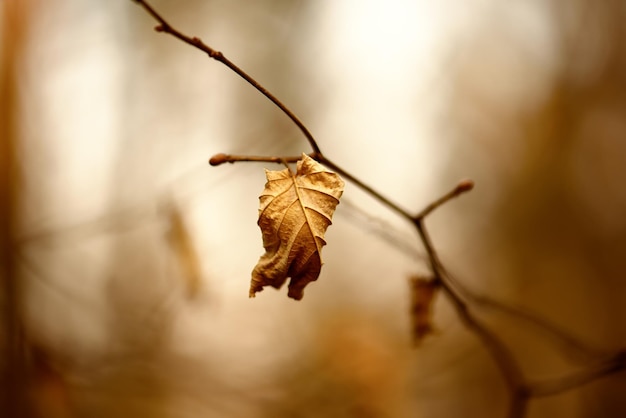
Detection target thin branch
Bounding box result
[414,219,529,417]
[472,293,607,362]
[133,0,416,225]
[339,197,422,260]
[412,186,530,416]
[134,3,526,414]
[421,249,609,368]
[434,265,607,362]
[209,153,307,166]
[528,350,626,397]
[132,4,626,418]
[209,152,415,222]
[318,155,414,221]
[131,0,321,155]
[415,179,474,219]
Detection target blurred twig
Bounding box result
[412,185,528,418]
[528,350,626,397]
[338,197,422,260]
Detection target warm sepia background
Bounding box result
[2,0,625,417]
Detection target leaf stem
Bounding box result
[209,153,305,166]
[209,152,415,222]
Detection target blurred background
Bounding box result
[2,0,625,417]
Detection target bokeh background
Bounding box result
[2,0,625,417]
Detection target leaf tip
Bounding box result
[287,286,304,301]
[249,282,262,298]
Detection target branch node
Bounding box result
[155,24,165,32]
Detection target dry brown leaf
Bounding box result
[409,276,440,345]
[250,153,344,300]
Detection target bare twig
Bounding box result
[208,153,414,222]
[529,350,626,397]
[414,179,474,219]
[132,0,321,155]
[209,153,307,166]
[132,0,414,223]
[131,2,626,418]
[339,197,421,259]
[413,214,529,417]
[132,4,509,418]
[433,264,607,362]
[471,293,607,362]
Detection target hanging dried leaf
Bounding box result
[409,276,440,345]
[250,154,344,300]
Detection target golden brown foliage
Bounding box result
[250,154,344,300]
